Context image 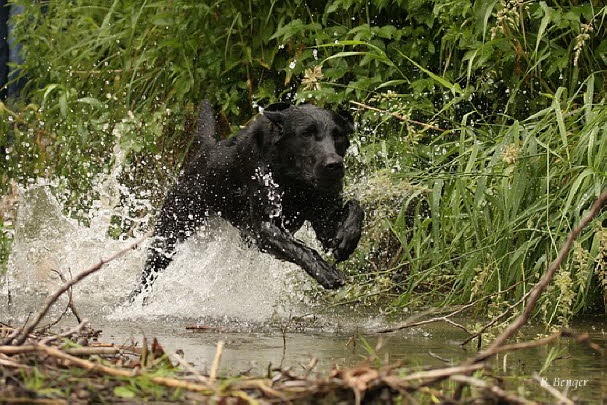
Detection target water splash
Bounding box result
[0,182,314,327]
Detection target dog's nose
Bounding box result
[323,156,344,173]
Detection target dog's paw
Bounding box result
[313,260,346,289]
[332,200,364,262]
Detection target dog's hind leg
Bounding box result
[129,185,206,302]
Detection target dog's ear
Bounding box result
[334,109,355,133]
[263,103,291,126]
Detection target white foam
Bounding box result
[1,183,314,326]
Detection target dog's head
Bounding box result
[261,103,354,192]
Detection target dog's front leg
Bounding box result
[312,199,364,262]
[255,222,346,289]
[332,199,364,262]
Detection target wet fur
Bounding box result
[131,102,364,300]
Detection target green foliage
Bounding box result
[1,0,605,323]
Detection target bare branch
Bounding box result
[350,100,447,132]
[8,233,151,346]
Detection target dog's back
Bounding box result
[130,102,363,301]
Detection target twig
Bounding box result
[532,372,574,405]
[169,351,209,384]
[1,313,32,346]
[427,351,451,365]
[492,329,603,357]
[399,363,485,382]
[10,232,151,345]
[0,345,121,356]
[450,375,537,405]
[350,100,447,132]
[209,340,225,384]
[39,318,89,346]
[0,355,31,369]
[35,344,213,392]
[461,289,533,346]
[376,281,524,334]
[0,399,66,405]
[40,270,72,331]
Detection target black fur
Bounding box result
[130,102,364,300]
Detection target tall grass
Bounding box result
[342,71,606,324]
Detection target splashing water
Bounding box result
[0,179,315,327]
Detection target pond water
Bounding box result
[1,183,605,402]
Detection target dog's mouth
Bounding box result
[313,174,344,192]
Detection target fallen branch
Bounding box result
[531,373,574,405]
[40,319,89,346]
[8,232,151,346]
[35,344,213,393]
[41,269,82,330]
[376,280,524,334]
[450,375,537,405]
[461,289,532,347]
[0,345,121,356]
[209,340,225,383]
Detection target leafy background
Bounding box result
[1,0,606,326]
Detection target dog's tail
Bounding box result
[194,99,217,150]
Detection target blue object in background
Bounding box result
[7,3,24,99]
[0,0,9,100]
[0,1,24,101]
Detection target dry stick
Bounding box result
[10,232,151,346]
[53,268,83,324]
[169,351,209,384]
[349,100,447,132]
[460,289,533,346]
[531,372,574,405]
[492,330,603,357]
[40,270,72,330]
[209,340,225,384]
[0,355,31,369]
[397,363,485,382]
[34,344,213,393]
[39,318,89,346]
[1,313,33,346]
[449,375,537,405]
[0,344,121,356]
[474,189,607,363]
[0,399,67,405]
[376,280,524,334]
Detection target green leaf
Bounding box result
[114,386,136,398]
[535,2,552,56]
[552,87,569,160]
[396,50,462,95]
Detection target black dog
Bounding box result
[130,101,364,300]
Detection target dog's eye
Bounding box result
[301,125,317,137]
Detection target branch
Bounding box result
[532,373,574,405]
[350,101,447,132]
[460,289,532,347]
[450,375,537,405]
[376,281,524,334]
[8,232,151,345]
